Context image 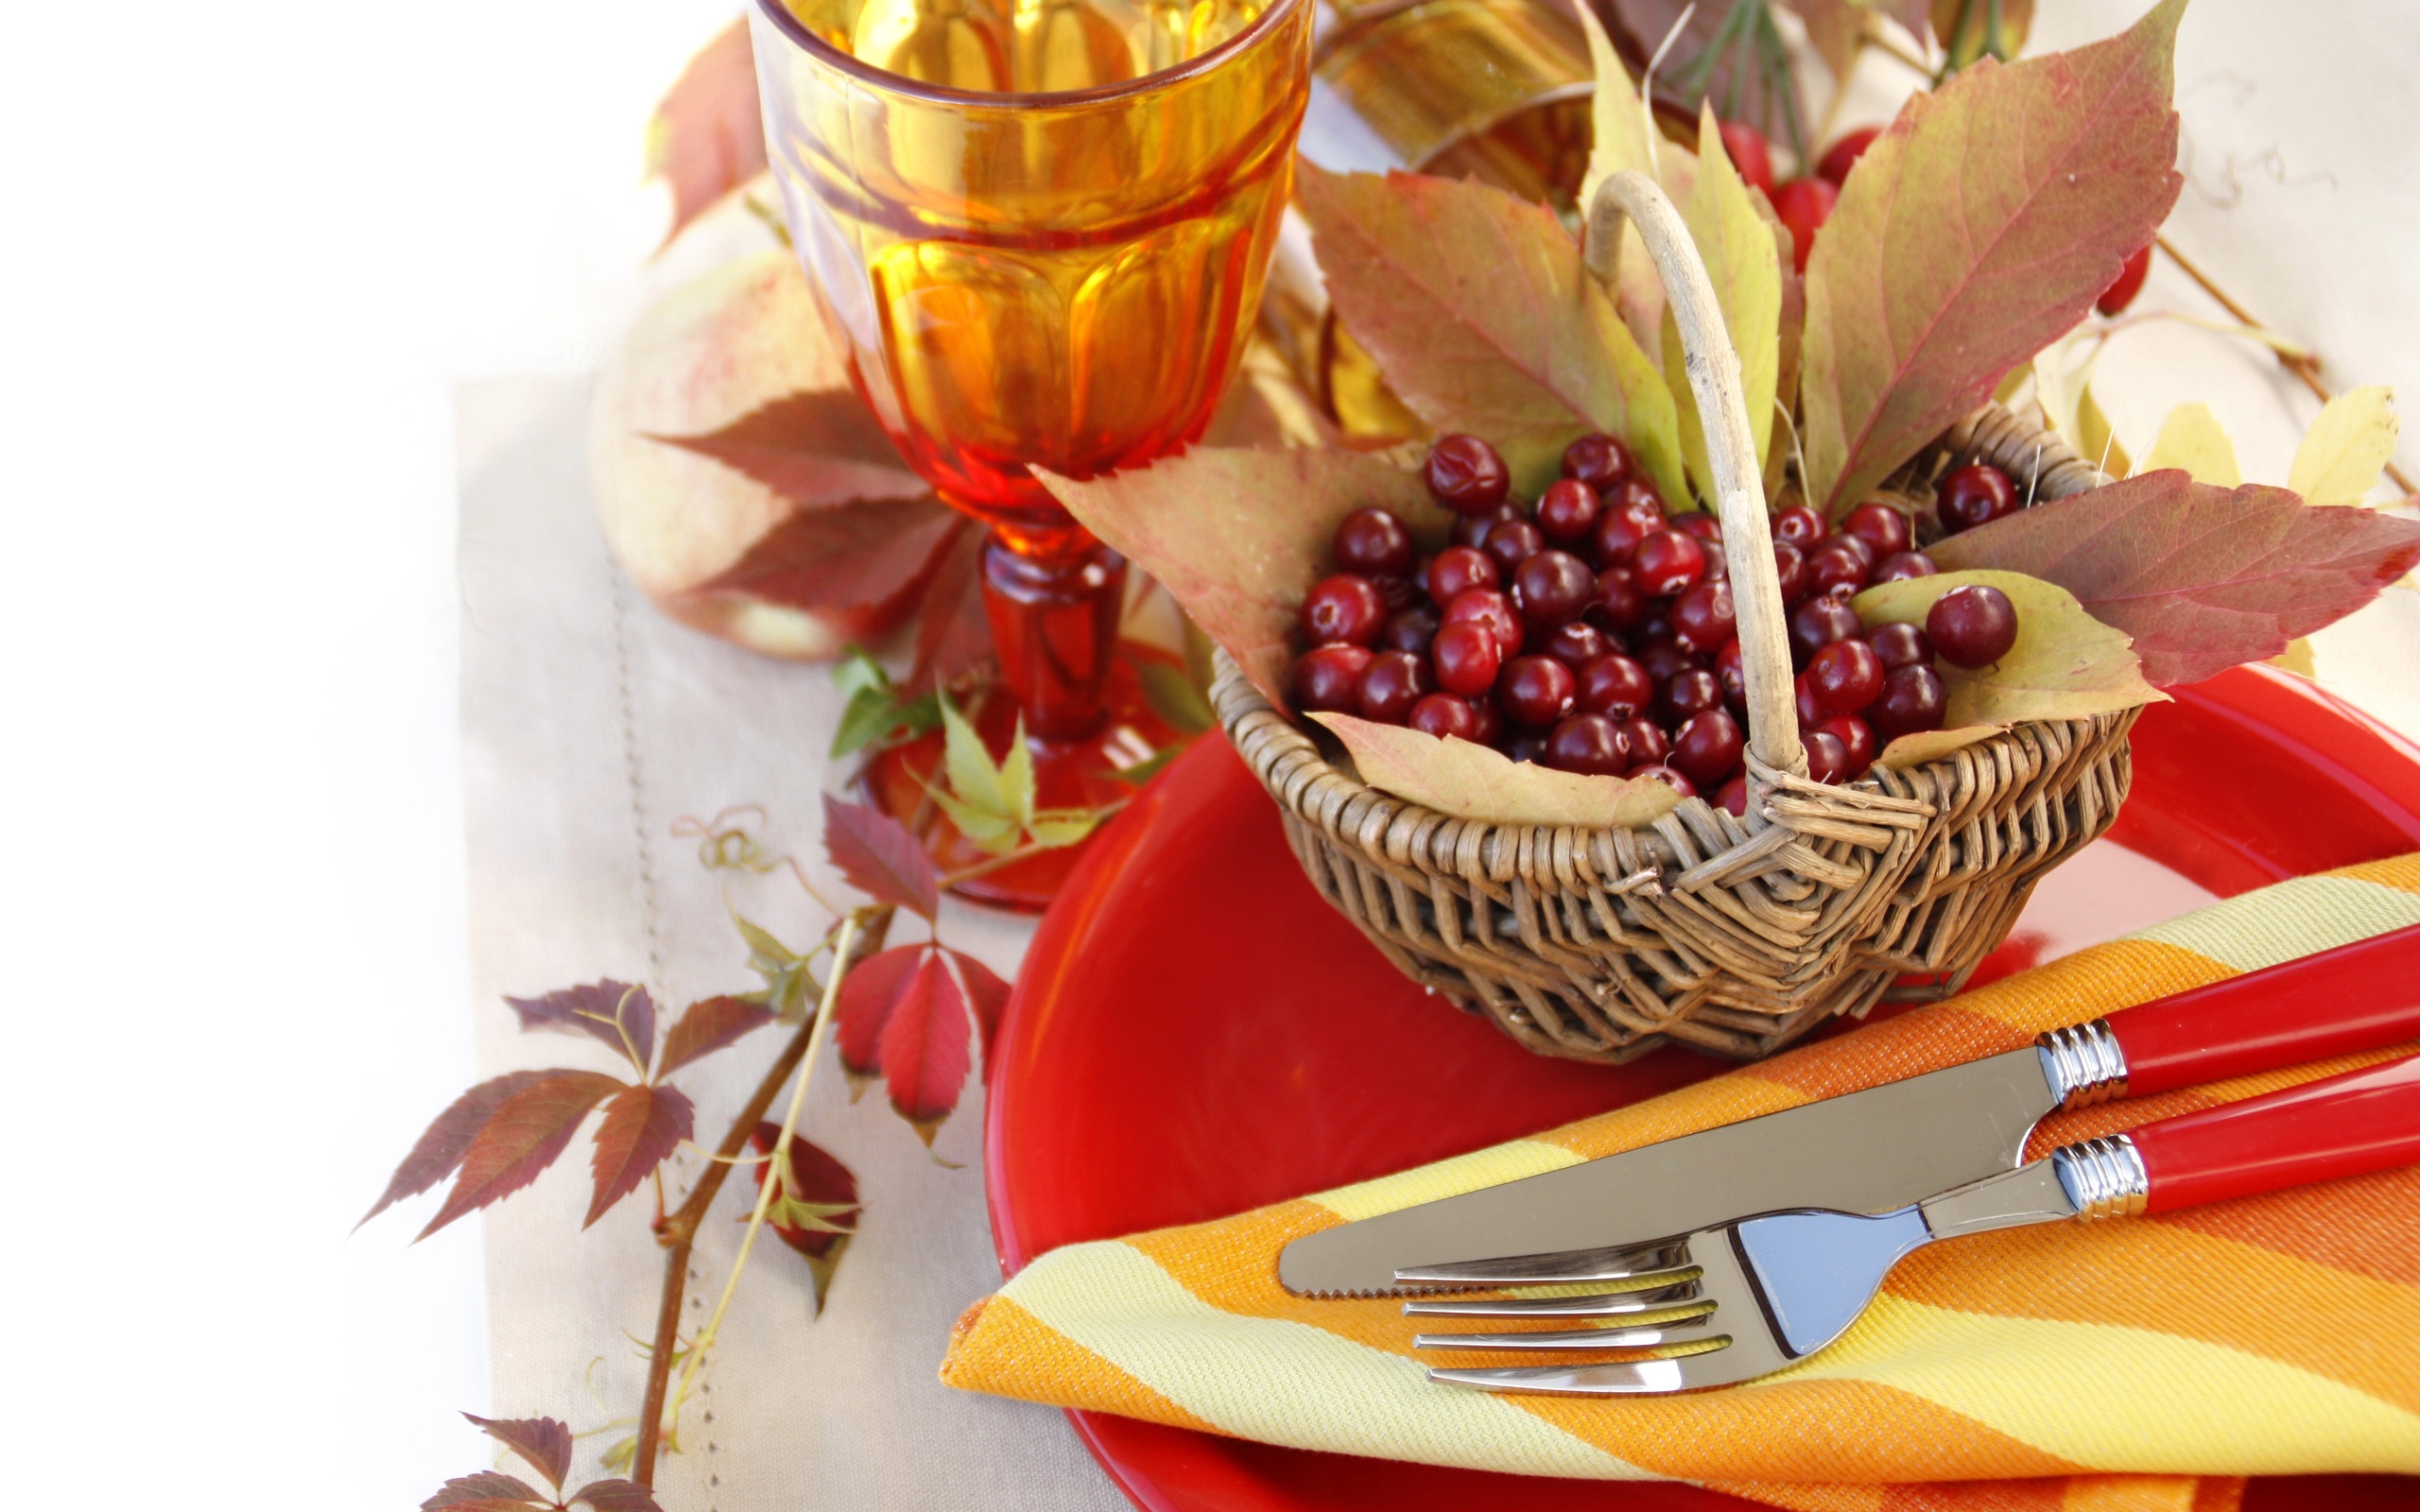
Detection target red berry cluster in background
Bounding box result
[1292,431,2025,817]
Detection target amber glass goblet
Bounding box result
[751,0,1312,905]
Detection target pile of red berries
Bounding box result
[1292,432,2024,816]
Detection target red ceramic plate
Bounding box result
[988,665,2420,1512]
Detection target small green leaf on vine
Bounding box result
[734,915,817,1020]
[830,647,942,758]
[927,695,1109,854]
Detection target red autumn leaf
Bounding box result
[647,17,767,249]
[463,1414,571,1493]
[749,1121,862,1314]
[656,994,773,1078]
[821,793,940,919]
[878,954,973,1145]
[909,522,992,689]
[361,1071,547,1229]
[505,982,656,1069]
[570,1482,667,1512]
[1928,473,2420,686]
[835,945,931,1085]
[1796,0,2185,513]
[943,949,1012,1065]
[419,1071,627,1241]
[585,1083,697,1228]
[421,1469,549,1510]
[655,389,925,510]
[684,497,962,614]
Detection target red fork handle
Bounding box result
[2134,1052,2420,1213]
[2105,923,2420,1097]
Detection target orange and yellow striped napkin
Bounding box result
[942,855,2420,1511]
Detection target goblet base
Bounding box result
[857,651,1183,912]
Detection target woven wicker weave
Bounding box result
[1215,173,2138,1062]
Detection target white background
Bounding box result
[1,1,2414,1508]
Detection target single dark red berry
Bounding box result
[1332,507,1415,577]
[1371,575,1415,610]
[1300,574,1387,646]
[1542,621,1611,665]
[1294,644,1373,713]
[1874,550,1938,584]
[1591,495,1665,568]
[1577,653,1653,718]
[1632,530,1707,596]
[1675,512,1723,543]
[1470,696,1506,747]
[1715,776,1749,816]
[1408,692,1480,741]
[1483,518,1546,576]
[1816,126,1880,186]
[1716,639,1747,709]
[1869,663,1947,740]
[1636,644,1700,683]
[1545,712,1631,775]
[1717,118,1776,196]
[2098,243,2152,317]
[1771,177,1839,274]
[1868,621,1931,670]
[1357,649,1433,723]
[1512,549,1597,627]
[1443,587,1523,661]
[1841,502,1912,558]
[1671,579,1737,653]
[1431,620,1503,696]
[1794,671,1827,730]
[1536,479,1602,543]
[1935,463,2017,534]
[1563,433,1634,490]
[1499,655,1578,727]
[1772,540,1810,604]
[1772,504,1827,549]
[1807,638,1885,713]
[1632,764,1697,798]
[1660,667,1724,724]
[1426,544,1499,603]
[1670,708,1746,788]
[1622,718,1669,769]
[1425,433,1511,514]
[1614,477,1667,518]
[1819,713,1876,778]
[1804,729,1850,783]
[1927,583,2020,667]
[1380,603,1441,655]
[1699,538,1729,584]
[1588,568,1649,630]
[1789,592,1863,665]
[1805,541,1871,599]
[1451,501,1522,549]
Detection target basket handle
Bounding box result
[1584,170,1806,783]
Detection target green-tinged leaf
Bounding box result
[2289,385,2400,507]
[1295,164,1685,499]
[2141,402,2238,486]
[734,914,816,1021]
[938,696,1011,820]
[656,995,772,1077]
[1108,746,1184,787]
[998,726,1036,831]
[418,1072,628,1241]
[1852,570,2161,727]
[2270,638,2317,678]
[1798,0,2186,513]
[1931,0,2032,71]
[1671,105,1782,493]
[1134,657,1215,735]
[461,1416,572,1493]
[585,1082,695,1228]
[930,786,1022,853]
[1310,713,1685,829]
[1578,3,1694,359]
[1038,447,1445,712]
[832,686,940,759]
[2076,384,2131,479]
[1025,810,1103,849]
[833,646,890,703]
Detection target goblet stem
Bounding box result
[981,532,1124,741]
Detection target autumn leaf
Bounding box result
[656,390,925,508]
[875,953,973,1145]
[1578,3,1693,357]
[647,17,767,249]
[1798,0,2185,513]
[1310,713,1685,829]
[909,523,992,688]
[569,1482,666,1512]
[419,1072,627,1241]
[1853,570,2160,730]
[1931,0,2032,71]
[1132,653,1216,736]
[421,1469,549,1510]
[735,914,816,1020]
[925,695,1107,853]
[1602,0,1802,149]
[585,1083,696,1228]
[821,794,939,919]
[2140,403,2239,486]
[2289,385,2400,507]
[656,995,773,1078]
[683,497,964,613]
[944,948,1013,1065]
[835,945,929,1089]
[1294,164,1685,500]
[1667,105,1782,499]
[1929,472,2420,685]
[505,982,657,1071]
[463,1414,571,1493]
[1039,446,1446,711]
[750,1122,861,1314]
[830,648,942,757]
[362,1071,547,1229]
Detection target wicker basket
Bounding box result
[1215,172,2137,1063]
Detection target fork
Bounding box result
[1407,1052,2420,1394]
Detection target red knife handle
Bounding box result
[2122,1053,2420,1213]
[2100,924,2420,1098]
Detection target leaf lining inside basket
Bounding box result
[1311,713,1685,829]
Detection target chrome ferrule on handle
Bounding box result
[2037,1019,2130,1108]
[2051,1134,2150,1220]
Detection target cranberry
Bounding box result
[1772,504,1827,549]
[1470,696,1506,747]
[1806,541,1871,596]
[1874,550,1938,584]
[1716,639,1747,709]
[1841,502,1911,558]
[1807,638,1885,713]
[1804,728,1851,783]
[1671,579,1737,653]
[2098,243,2152,318]
[1372,575,1416,610]
[1794,671,1828,730]
[1717,118,1776,196]
[1670,708,1745,788]
[1661,667,1725,724]
[1542,621,1610,665]
[1927,583,2020,667]
[1513,550,1597,627]
[1789,592,1863,665]
[1633,610,1676,648]
[1865,622,1927,671]
[1300,574,1387,646]
[1499,656,1578,727]
[1772,540,1810,603]
[1431,620,1504,696]
[1591,495,1665,567]
[1869,663,1947,740]
[1504,730,1547,765]
[1545,712,1631,775]
[1632,530,1707,596]
[1675,512,1723,543]
[1588,568,1649,630]
[1577,653,1653,718]
[1292,644,1371,713]
[1714,776,1749,816]
[1700,538,1729,583]
[1771,177,1839,274]
[1425,434,1511,514]
[1451,501,1522,549]
[1622,718,1669,769]
[1819,713,1876,778]
[1816,126,1880,186]
[1426,545,1499,603]
[1409,693,1480,741]
[1536,479,1602,543]
[1443,587,1523,660]
[1483,518,1546,576]
[1563,433,1634,490]
[1613,477,1667,519]
[1357,649,1433,723]
[1332,507,1414,577]
[1632,764,1696,799]
[1380,603,1441,655]
[1637,644,1700,683]
[1935,463,2017,534]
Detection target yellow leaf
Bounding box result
[2139,402,2238,486]
[2269,638,2317,679]
[1875,725,2004,771]
[1852,570,2165,728]
[1310,713,1684,830]
[2288,385,2399,507]
[1664,105,1782,499]
[1578,2,1694,362]
[2077,384,2131,480]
